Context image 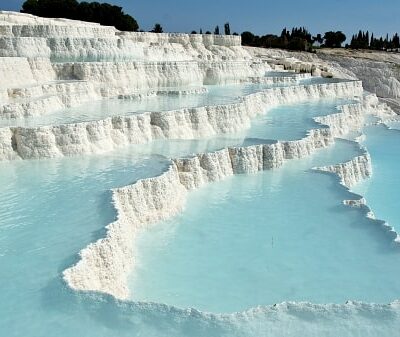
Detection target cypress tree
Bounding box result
[224,22,230,35]
[151,23,163,33]
[393,33,400,49]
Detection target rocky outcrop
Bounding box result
[314,153,372,188]
[62,97,369,299]
[0,80,363,160]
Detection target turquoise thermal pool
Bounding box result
[0,77,346,128]
[2,11,400,336]
[1,69,399,337]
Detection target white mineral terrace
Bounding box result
[1,11,399,306]
[0,80,363,160]
[63,93,396,299]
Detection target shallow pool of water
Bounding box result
[353,124,400,233]
[0,83,271,128]
[1,77,348,128]
[1,89,398,337]
[131,139,400,313]
[248,98,354,140]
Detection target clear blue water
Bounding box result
[1,82,399,337]
[0,149,168,336]
[131,139,400,313]
[0,83,270,128]
[353,124,400,233]
[128,97,355,155]
[1,77,347,128]
[248,98,353,140]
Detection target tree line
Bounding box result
[189,23,238,35]
[21,0,139,31]
[349,31,400,50]
[240,27,400,52]
[241,28,346,51]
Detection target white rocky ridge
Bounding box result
[314,153,372,188]
[0,80,363,160]
[248,47,400,112]
[63,164,189,299]
[313,148,400,245]
[314,94,389,137]
[246,72,312,84]
[0,72,316,120]
[0,57,266,118]
[1,10,397,308]
[117,86,208,99]
[0,80,99,118]
[317,49,400,111]
[63,95,377,299]
[0,11,268,122]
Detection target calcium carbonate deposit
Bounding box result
[1,11,400,337]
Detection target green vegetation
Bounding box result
[349,31,400,50]
[241,27,316,52]
[151,23,163,33]
[21,0,138,31]
[191,22,238,36]
[323,31,346,48]
[241,26,399,53]
[224,23,230,35]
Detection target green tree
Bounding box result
[323,31,346,48]
[224,22,230,35]
[214,25,220,35]
[22,0,78,18]
[393,33,400,49]
[241,31,256,46]
[151,23,163,33]
[21,0,138,31]
[241,26,314,51]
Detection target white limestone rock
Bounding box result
[63,164,187,299]
[315,154,372,188]
[0,80,364,161]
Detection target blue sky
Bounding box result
[2,0,399,39]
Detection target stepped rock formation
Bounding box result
[63,97,383,299]
[1,11,399,304]
[0,80,363,160]
[248,47,400,111]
